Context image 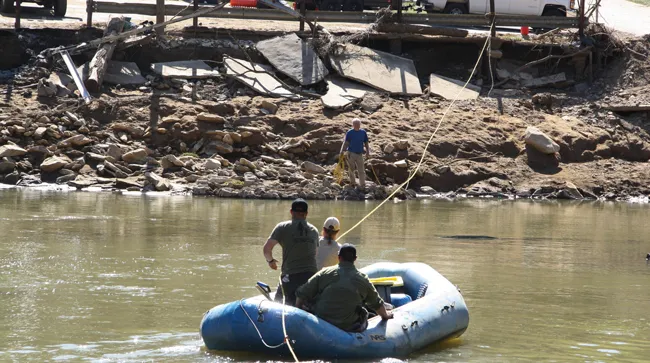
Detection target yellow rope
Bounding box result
[334,153,381,186]
[279,276,300,362]
[333,153,346,185]
[337,21,495,241]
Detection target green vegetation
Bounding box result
[181,152,199,158]
[629,0,650,5]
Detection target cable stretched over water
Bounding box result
[337,20,496,241]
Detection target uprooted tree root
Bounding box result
[311,6,395,58]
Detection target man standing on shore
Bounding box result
[340,118,371,190]
[262,198,319,306]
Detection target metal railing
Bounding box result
[89,0,584,29]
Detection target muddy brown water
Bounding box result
[1,188,649,362]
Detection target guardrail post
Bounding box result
[15,0,21,29]
[86,0,94,28]
[396,0,402,22]
[299,1,306,31]
[193,0,199,28]
[156,0,165,35]
[489,0,495,36]
[578,0,585,38]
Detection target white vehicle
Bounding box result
[418,0,574,16]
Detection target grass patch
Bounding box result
[628,0,650,5]
[181,152,199,158]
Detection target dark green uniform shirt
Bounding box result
[269,219,319,275]
[295,261,384,331]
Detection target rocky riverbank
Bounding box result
[0,31,649,202]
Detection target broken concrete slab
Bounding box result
[321,76,375,109]
[223,56,299,100]
[151,60,219,79]
[329,44,422,96]
[256,33,329,86]
[522,73,567,88]
[429,73,481,100]
[104,61,147,85]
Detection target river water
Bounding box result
[1,188,649,362]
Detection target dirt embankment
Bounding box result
[0,31,649,202]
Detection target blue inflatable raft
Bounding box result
[200,262,469,359]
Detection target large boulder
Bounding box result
[0,158,16,174]
[0,144,27,158]
[197,113,226,123]
[202,140,234,155]
[40,156,69,172]
[300,161,326,174]
[122,148,148,164]
[160,154,185,169]
[524,126,560,154]
[204,159,222,170]
[145,172,171,191]
[58,135,92,148]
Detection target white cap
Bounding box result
[323,217,341,232]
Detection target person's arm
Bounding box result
[361,274,388,316]
[376,303,393,320]
[295,272,321,310]
[340,132,349,155]
[263,239,279,270]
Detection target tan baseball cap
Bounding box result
[323,217,341,232]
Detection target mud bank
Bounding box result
[0,28,648,202]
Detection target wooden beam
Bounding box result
[15,0,21,30]
[85,16,126,93]
[86,0,94,28]
[156,0,165,35]
[375,23,468,38]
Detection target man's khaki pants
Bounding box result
[346,151,366,188]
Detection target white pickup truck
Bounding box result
[418,0,574,16]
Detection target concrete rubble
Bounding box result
[223,56,299,100]
[1,20,647,202]
[151,60,220,79]
[329,43,423,96]
[104,61,147,85]
[429,73,481,100]
[321,76,375,109]
[256,33,329,86]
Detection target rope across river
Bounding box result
[252,20,496,362]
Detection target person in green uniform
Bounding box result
[295,244,393,332]
[263,198,319,306]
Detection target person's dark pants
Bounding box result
[274,271,314,306]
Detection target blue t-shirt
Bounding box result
[345,129,369,153]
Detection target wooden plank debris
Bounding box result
[85,16,126,93]
[375,23,468,38]
[604,104,650,112]
[60,50,92,104]
[522,73,567,88]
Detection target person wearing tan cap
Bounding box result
[316,217,342,270]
